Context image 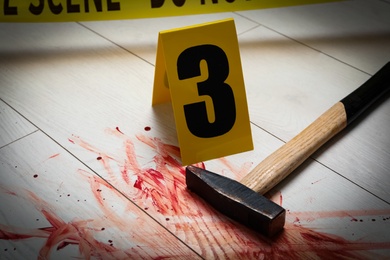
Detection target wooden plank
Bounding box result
[0,131,199,258]
[80,12,259,65]
[0,100,37,148]
[237,0,390,74]
[0,20,389,258]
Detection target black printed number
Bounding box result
[177,44,236,138]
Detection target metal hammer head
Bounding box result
[186,165,285,237]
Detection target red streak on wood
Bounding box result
[57,241,79,250]
[0,188,152,258]
[287,209,390,223]
[5,128,387,258]
[273,224,390,258]
[279,192,283,206]
[116,127,124,134]
[311,177,326,185]
[0,225,49,240]
[65,128,390,258]
[48,153,60,159]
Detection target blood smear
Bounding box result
[5,128,387,259]
[71,128,390,258]
[115,127,124,134]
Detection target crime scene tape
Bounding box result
[1,0,341,23]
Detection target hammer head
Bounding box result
[186,165,285,237]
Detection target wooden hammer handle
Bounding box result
[240,102,347,194]
[240,62,390,194]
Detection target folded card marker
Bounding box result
[152,18,253,165]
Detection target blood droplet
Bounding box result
[116,127,124,134]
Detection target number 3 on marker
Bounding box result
[177,44,236,138]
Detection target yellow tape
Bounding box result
[2,0,341,23]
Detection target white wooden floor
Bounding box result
[1,0,390,259]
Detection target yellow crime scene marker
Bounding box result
[153,18,253,165]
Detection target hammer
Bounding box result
[186,62,390,237]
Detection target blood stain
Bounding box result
[115,127,124,134]
[24,128,386,259]
[144,126,151,131]
[33,174,38,178]
[48,153,60,159]
[349,214,359,222]
[279,192,283,206]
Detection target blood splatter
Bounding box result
[3,128,388,259]
[311,177,326,185]
[67,128,390,259]
[48,153,60,159]
[279,192,283,206]
[115,127,124,134]
[0,208,117,258]
[289,209,390,222]
[144,126,151,131]
[0,184,188,259]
